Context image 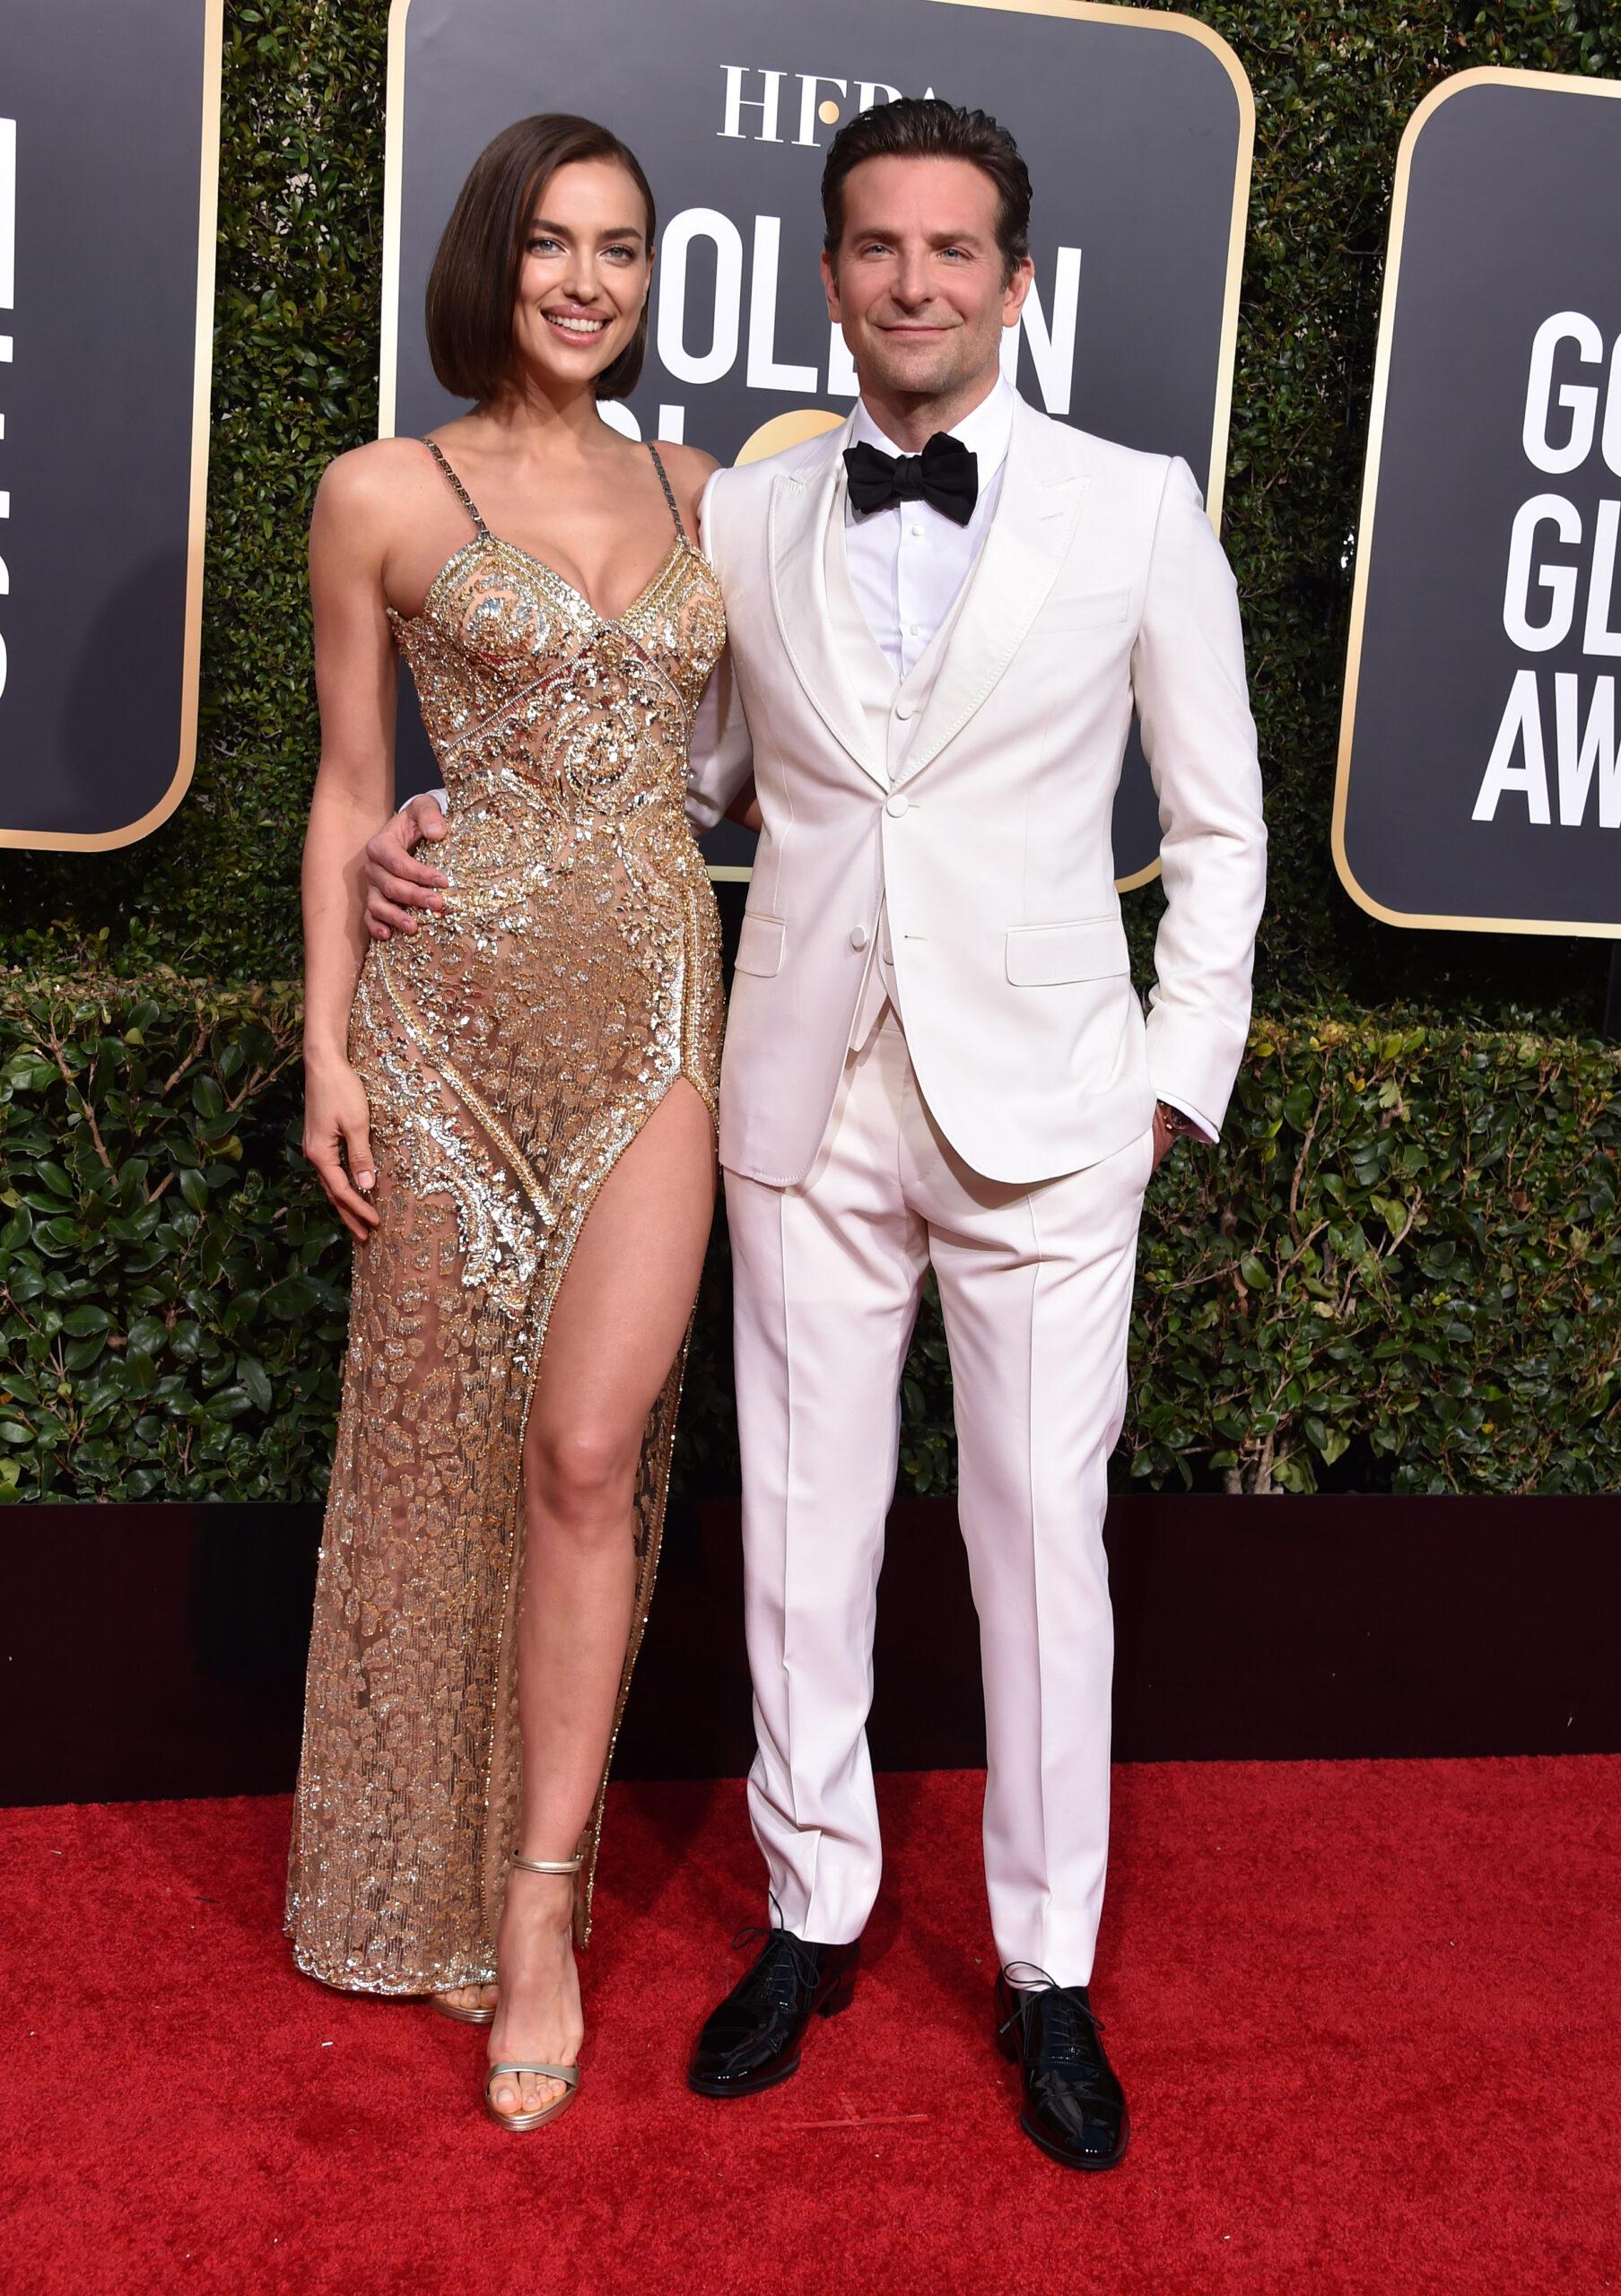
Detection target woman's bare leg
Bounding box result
[485,1080,716,2117]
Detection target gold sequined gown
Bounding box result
[286,440,726,1993]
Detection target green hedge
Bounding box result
[0,977,343,1501]
[4,977,1614,1505]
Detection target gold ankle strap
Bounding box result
[511,1852,584,1875]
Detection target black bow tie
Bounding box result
[843,432,979,526]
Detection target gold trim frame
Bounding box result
[0,0,224,852]
[1331,65,1621,941]
[934,0,1253,893]
[379,0,1253,892]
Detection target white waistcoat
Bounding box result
[822,491,976,1050]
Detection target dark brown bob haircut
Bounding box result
[425,114,657,405]
[821,98,1031,282]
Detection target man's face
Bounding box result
[822,154,1033,406]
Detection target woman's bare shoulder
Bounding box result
[652,439,721,484]
[316,436,437,520]
[651,439,723,528]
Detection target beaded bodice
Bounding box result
[387,439,726,889]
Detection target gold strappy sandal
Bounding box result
[483,1852,584,2134]
[432,1984,497,2028]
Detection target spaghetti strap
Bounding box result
[423,438,491,542]
[646,443,688,544]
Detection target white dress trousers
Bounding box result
[726,1007,1152,1984]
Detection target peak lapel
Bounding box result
[767,420,888,791]
[900,400,1088,783]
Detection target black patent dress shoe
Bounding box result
[687,1926,859,2097]
[996,1967,1130,2171]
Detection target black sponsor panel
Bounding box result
[386,0,1251,882]
[4,1497,1617,1804]
[1336,71,1621,935]
[0,1,220,849]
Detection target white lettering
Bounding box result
[746,216,817,392]
[657,404,686,444]
[1503,493,1581,652]
[855,83,902,113]
[1474,668,1551,823]
[1605,337,1621,481]
[656,208,744,387]
[1522,311,1601,474]
[1554,674,1621,827]
[598,401,641,442]
[1582,499,1621,656]
[1015,248,1082,416]
[795,75,848,147]
[0,119,13,311]
[826,321,858,399]
[719,66,784,144]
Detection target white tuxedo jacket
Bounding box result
[688,395,1266,1189]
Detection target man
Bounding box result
[366,99,1265,2170]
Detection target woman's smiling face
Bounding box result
[510,157,652,391]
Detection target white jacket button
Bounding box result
[850,924,870,951]
[885,793,909,818]
[894,699,916,720]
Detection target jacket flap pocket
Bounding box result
[1005,917,1130,987]
[735,912,786,978]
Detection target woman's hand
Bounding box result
[363,796,449,939]
[303,1055,381,1241]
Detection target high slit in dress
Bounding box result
[285,439,726,1992]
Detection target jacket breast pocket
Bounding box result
[734,911,786,978]
[1005,917,1130,986]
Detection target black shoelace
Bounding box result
[731,1921,824,2013]
[1041,1988,1102,2073]
[999,1961,1109,2075]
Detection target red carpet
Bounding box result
[3,1761,1617,2296]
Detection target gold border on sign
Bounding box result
[378,0,413,440]
[935,0,1254,892]
[0,0,224,851]
[1331,65,1621,941]
[379,0,1254,893]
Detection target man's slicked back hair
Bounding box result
[820,98,1032,280]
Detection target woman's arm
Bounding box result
[725,781,763,833]
[301,450,399,1240]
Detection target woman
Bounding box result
[286,114,725,2131]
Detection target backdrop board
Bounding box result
[1334,70,1621,938]
[383,0,1251,883]
[0,0,222,851]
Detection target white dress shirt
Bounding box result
[841,376,1015,678]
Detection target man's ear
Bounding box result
[1001,252,1034,330]
[820,246,841,324]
